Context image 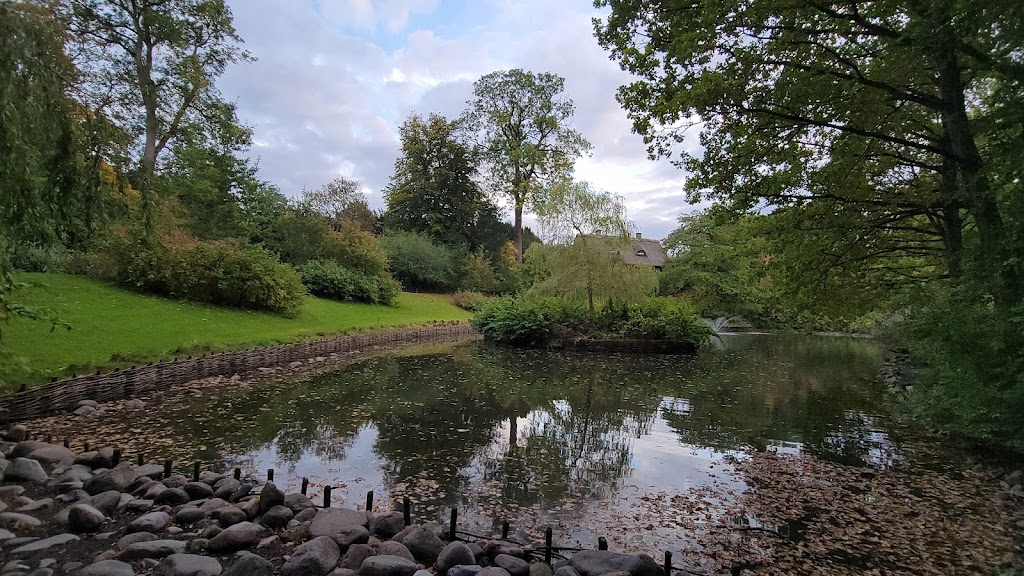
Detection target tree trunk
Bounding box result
[513,203,524,263]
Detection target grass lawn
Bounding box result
[3,272,471,387]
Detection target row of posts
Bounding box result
[31,431,677,575]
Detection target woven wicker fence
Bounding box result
[0,321,477,424]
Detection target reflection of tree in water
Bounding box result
[656,334,892,466]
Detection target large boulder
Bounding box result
[477,569,511,576]
[259,505,293,529]
[369,512,405,538]
[80,560,136,576]
[75,448,115,469]
[222,552,274,576]
[27,444,75,466]
[567,551,665,576]
[10,532,80,553]
[183,482,215,500]
[258,481,285,515]
[10,440,50,458]
[340,543,375,570]
[67,503,107,533]
[403,526,444,565]
[309,507,367,538]
[117,539,188,561]
[435,542,476,576]
[448,566,484,576]
[360,555,419,576]
[154,487,191,506]
[128,511,171,533]
[156,553,223,576]
[84,467,136,495]
[494,555,529,576]
[285,492,315,512]
[378,541,415,562]
[3,458,48,483]
[206,521,263,553]
[89,490,123,515]
[330,525,369,552]
[281,535,340,576]
[0,511,42,530]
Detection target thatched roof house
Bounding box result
[579,232,669,271]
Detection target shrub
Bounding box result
[319,220,389,277]
[472,296,712,349]
[461,249,498,293]
[297,259,399,306]
[450,290,492,311]
[380,231,458,292]
[11,244,70,273]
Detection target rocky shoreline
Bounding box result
[0,424,667,576]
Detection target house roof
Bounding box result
[577,233,669,268]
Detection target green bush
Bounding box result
[616,298,714,343]
[12,243,71,273]
[461,250,498,293]
[297,259,399,306]
[96,235,304,317]
[380,231,458,292]
[450,290,492,311]
[319,221,389,277]
[471,296,584,347]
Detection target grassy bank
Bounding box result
[3,273,470,388]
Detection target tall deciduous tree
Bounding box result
[302,176,365,226]
[594,0,1024,308]
[462,69,591,261]
[69,0,251,229]
[384,113,485,248]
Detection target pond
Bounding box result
[102,335,892,544]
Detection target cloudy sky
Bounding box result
[219,0,704,240]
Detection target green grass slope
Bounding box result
[3,273,470,387]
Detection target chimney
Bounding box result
[635,232,642,240]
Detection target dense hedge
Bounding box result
[296,259,400,306]
[472,296,712,349]
[380,231,458,292]
[98,236,305,317]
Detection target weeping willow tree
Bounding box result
[527,180,658,310]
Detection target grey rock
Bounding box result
[436,542,476,575]
[281,536,341,576]
[340,543,375,570]
[175,507,207,525]
[230,482,254,502]
[295,508,318,523]
[390,525,416,543]
[17,497,53,512]
[260,504,293,529]
[155,488,191,506]
[310,507,368,537]
[330,525,369,552]
[206,521,263,553]
[0,528,14,540]
[156,553,223,576]
[567,551,665,576]
[199,498,230,513]
[28,568,54,576]
[5,425,29,442]
[483,542,527,561]
[467,543,484,562]
[199,471,224,485]
[183,482,215,500]
[413,571,431,576]
[10,533,79,553]
[73,405,97,416]
[222,552,274,576]
[212,506,247,527]
[369,512,404,538]
[11,440,50,458]
[124,498,154,512]
[134,464,166,480]
[146,483,169,499]
[530,563,554,576]
[128,511,171,533]
[212,479,240,501]
[378,541,415,561]
[75,448,114,469]
[116,539,187,561]
[55,488,91,503]
[26,444,75,466]
[0,485,26,498]
[0,512,42,530]
[79,560,136,576]
[163,474,189,488]
[117,531,158,549]
[67,503,106,533]
[200,525,223,539]
[258,482,285,515]
[361,555,419,576]
[403,526,444,565]
[90,490,123,515]
[332,570,357,576]
[448,568,484,576]
[4,458,48,483]
[494,555,529,576]
[237,497,261,520]
[285,492,315,512]
[185,539,208,553]
[84,467,136,495]
[477,569,511,576]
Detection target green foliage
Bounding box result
[472,296,710,349]
[384,113,487,248]
[12,244,72,274]
[265,207,332,265]
[526,240,658,311]
[297,260,399,306]
[319,221,389,278]
[449,291,492,312]
[462,69,591,259]
[97,235,304,317]
[461,250,498,293]
[380,232,459,292]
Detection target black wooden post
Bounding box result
[193,461,201,481]
[545,528,553,564]
[267,469,274,481]
[137,454,144,466]
[598,537,608,550]
[449,509,458,541]
[403,496,411,526]
[664,551,672,575]
[164,459,173,478]
[112,448,121,467]
[233,467,241,480]
[301,478,309,496]
[45,434,52,443]
[323,486,332,508]
[63,438,70,448]
[365,491,374,512]
[83,441,90,452]
[502,521,510,539]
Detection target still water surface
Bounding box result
[157,333,893,551]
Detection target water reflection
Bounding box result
[123,334,892,550]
